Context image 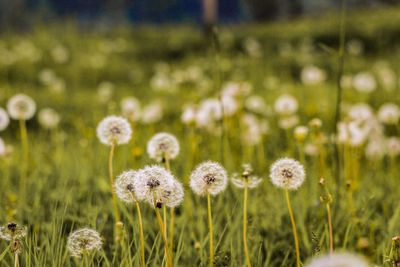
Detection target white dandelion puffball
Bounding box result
[301,65,326,85]
[134,165,183,208]
[67,228,103,258]
[279,115,299,129]
[0,107,9,131]
[274,94,298,115]
[120,97,141,122]
[115,170,138,203]
[38,108,60,129]
[147,132,180,162]
[245,95,269,116]
[352,72,376,93]
[387,137,400,157]
[294,126,309,141]
[0,222,27,241]
[190,161,228,196]
[181,104,197,124]
[7,94,36,120]
[270,158,305,190]
[141,101,163,124]
[378,103,400,124]
[196,98,222,128]
[96,116,132,146]
[231,164,262,189]
[305,252,369,267]
[0,137,5,156]
[348,103,374,123]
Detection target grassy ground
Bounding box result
[1,4,400,267]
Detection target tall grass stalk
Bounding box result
[285,189,300,267]
[154,202,173,267]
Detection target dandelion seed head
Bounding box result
[301,65,326,85]
[38,108,60,129]
[378,103,400,125]
[305,252,369,267]
[279,115,299,129]
[190,161,228,196]
[348,103,374,123]
[353,72,376,93]
[120,97,141,122]
[7,94,36,120]
[245,95,270,116]
[0,222,27,241]
[270,158,305,190]
[0,107,10,131]
[274,94,298,115]
[141,101,163,124]
[387,137,400,157]
[196,99,222,128]
[115,170,139,203]
[147,132,180,162]
[181,104,197,124]
[134,165,183,208]
[294,126,308,141]
[231,164,263,189]
[96,116,132,146]
[67,228,103,258]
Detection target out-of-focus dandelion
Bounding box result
[352,72,376,93]
[378,103,400,125]
[0,137,5,156]
[7,94,36,206]
[245,95,270,116]
[348,103,374,123]
[51,45,69,64]
[301,65,326,85]
[274,94,298,116]
[0,222,27,267]
[305,252,368,267]
[181,104,197,125]
[190,161,227,267]
[38,108,60,129]
[231,164,262,267]
[97,115,132,242]
[270,158,305,267]
[279,115,300,130]
[67,228,103,258]
[0,107,10,131]
[97,81,114,103]
[115,170,146,267]
[141,101,163,124]
[294,126,308,163]
[120,97,141,122]
[346,39,364,56]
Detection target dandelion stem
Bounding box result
[207,193,214,267]
[14,253,19,267]
[19,119,28,208]
[136,202,146,267]
[243,186,251,267]
[169,207,175,257]
[154,203,173,267]
[109,142,121,241]
[285,189,300,267]
[326,203,333,253]
[163,204,168,264]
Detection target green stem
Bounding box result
[19,119,28,209]
[326,203,333,253]
[207,193,213,267]
[109,143,121,242]
[243,186,251,267]
[14,253,19,267]
[285,189,300,267]
[154,203,173,267]
[136,202,146,267]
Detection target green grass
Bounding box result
[1,5,400,266]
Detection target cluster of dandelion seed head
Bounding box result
[378,103,400,125]
[352,72,376,93]
[115,170,138,203]
[0,107,9,131]
[96,116,132,146]
[120,97,141,122]
[134,165,184,208]
[38,108,60,129]
[301,65,326,85]
[67,228,103,258]
[305,252,369,267]
[0,222,27,241]
[190,161,228,196]
[270,158,305,190]
[147,132,180,162]
[348,103,374,123]
[7,94,36,120]
[274,94,298,116]
[231,164,263,189]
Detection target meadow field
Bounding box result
[1,5,400,267]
